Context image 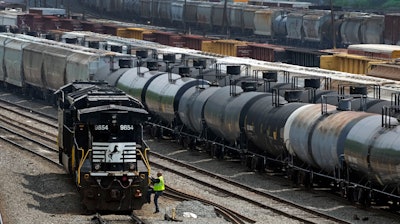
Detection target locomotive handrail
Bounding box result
[136,148,151,184]
[77,147,92,186]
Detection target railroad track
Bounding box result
[164,186,255,224]
[0,98,57,145]
[2,93,399,223]
[90,213,147,224]
[0,95,148,224]
[0,104,59,164]
[0,93,254,223]
[150,151,351,224]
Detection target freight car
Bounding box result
[2,30,400,210]
[75,0,399,49]
[92,59,400,209]
[0,32,134,102]
[0,6,399,75]
[56,80,150,213]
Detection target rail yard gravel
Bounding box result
[145,138,400,224]
[1,95,400,223]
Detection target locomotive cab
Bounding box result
[55,81,151,213]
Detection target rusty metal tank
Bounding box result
[311,111,373,172]
[284,104,337,167]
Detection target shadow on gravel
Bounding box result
[21,172,83,214]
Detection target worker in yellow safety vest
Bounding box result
[147,171,165,213]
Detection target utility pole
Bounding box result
[184,0,187,33]
[222,0,228,37]
[330,0,336,49]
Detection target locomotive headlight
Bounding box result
[112,114,117,124]
[94,163,101,171]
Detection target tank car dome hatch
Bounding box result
[304,78,321,89]
[65,37,78,44]
[179,66,191,77]
[262,71,278,82]
[284,90,303,102]
[337,98,352,111]
[146,60,159,71]
[118,59,133,68]
[241,81,258,92]
[227,65,241,75]
[163,53,176,63]
[193,58,207,69]
[136,50,148,59]
[350,86,368,96]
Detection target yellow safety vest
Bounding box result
[153,176,165,191]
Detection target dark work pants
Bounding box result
[147,188,163,212]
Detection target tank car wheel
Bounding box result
[338,182,347,198]
[287,169,299,187]
[182,136,191,149]
[250,156,264,172]
[150,126,159,139]
[389,200,400,211]
[241,155,252,170]
[210,144,216,158]
[215,146,224,160]
[347,187,355,203]
[205,142,212,151]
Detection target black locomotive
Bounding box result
[56,80,150,213]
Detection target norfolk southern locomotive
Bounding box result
[56,81,150,213]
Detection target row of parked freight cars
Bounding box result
[1,6,400,81]
[77,0,400,48]
[2,31,400,211]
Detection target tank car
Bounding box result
[56,81,150,213]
